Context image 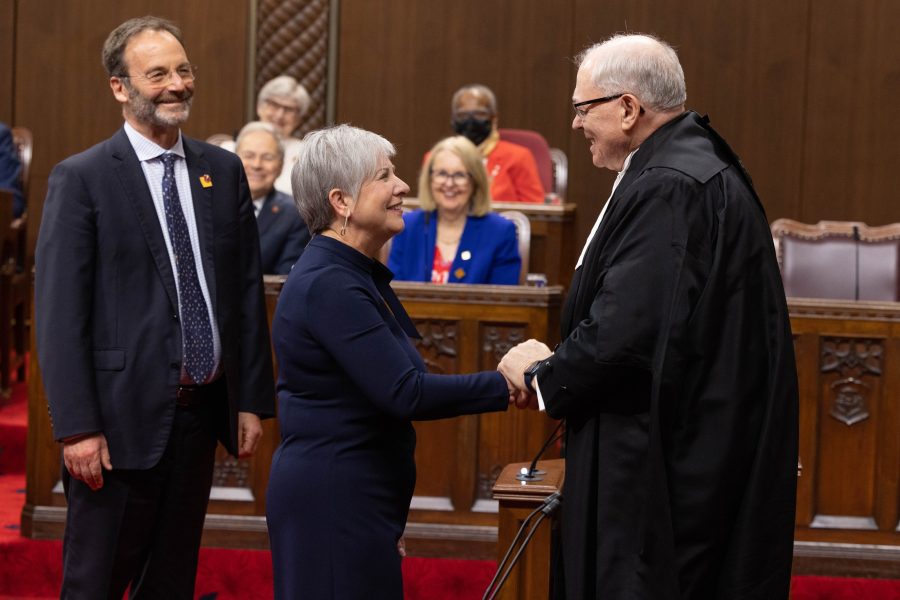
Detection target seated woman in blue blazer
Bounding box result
[388,136,521,284]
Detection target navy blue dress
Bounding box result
[267,235,508,599]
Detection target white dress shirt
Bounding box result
[123,122,222,383]
[536,148,638,410]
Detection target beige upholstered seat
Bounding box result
[771,219,900,301]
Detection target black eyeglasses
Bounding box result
[572,93,624,119]
[120,64,197,87]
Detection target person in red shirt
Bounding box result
[446,84,545,204]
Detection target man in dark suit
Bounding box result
[0,122,24,217]
[35,16,275,599]
[234,121,310,274]
[499,34,798,598]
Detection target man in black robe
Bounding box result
[499,34,798,599]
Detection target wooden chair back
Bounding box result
[771,219,900,301]
[499,209,531,284]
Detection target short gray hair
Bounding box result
[257,76,312,117]
[102,16,183,77]
[576,34,686,111]
[235,121,285,160]
[451,84,497,115]
[292,125,395,234]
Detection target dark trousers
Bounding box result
[60,400,219,600]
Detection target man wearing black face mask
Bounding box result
[447,84,545,203]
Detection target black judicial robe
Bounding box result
[535,111,798,599]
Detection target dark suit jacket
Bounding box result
[0,123,23,217]
[256,189,310,274]
[35,127,275,470]
[387,209,520,284]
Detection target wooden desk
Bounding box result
[23,278,564,556]
[789,297,900,577]
[401,198,578,289]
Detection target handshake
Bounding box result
[497,339,553,410]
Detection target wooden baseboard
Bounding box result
[20,503,900,577]
[792,541,900,578]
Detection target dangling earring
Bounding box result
[339,212,350,237]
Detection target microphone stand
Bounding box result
[852,225,860,300]
[516,420,564,482]
[482,491,562,600]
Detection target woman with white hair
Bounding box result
[223,75,311,195]
[256,75,310,194]
[265,124,512,599]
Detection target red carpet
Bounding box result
[2,371,899,598]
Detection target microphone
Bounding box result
[852,225,860,301]
[516,420,564,482]
[482,491,563,600]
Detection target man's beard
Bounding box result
[125,81,193,128]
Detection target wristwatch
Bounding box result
[523,360,543,392]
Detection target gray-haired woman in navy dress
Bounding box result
[266,124,513,599]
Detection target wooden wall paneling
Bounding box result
[256,0,331,137]
[14,0,251,267]
[568,0,811,241]
[335,0,574,203]
[802,1,900,226]
[0,0,14,123]
[874,333,900,534]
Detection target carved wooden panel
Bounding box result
[212,451,250,488]
[820,337,882,426]
[812,336,884,528]
[413,319,459,375]
[475,322,558,510]
[410,320,461,503]
[778,297,900,556]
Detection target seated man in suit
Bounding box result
[446,83,544,203]
[235,122,310,274]
[0,122,24,217]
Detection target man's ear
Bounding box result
[620,94,643,132]
[110,77,129,103]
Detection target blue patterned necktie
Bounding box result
[159,152,215,384]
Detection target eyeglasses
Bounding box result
[572,93,624,119]
[238,151,281,165]
[121,64,197,87]
[263,98,301,115]
[431,170,471,186]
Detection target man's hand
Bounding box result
[63,433,112,491]
[498,339,553,392]
[237,412,263,458]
